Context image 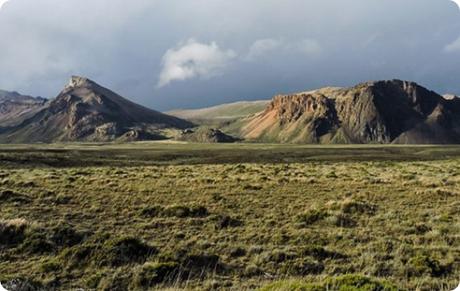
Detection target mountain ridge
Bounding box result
[0,90,47,127]
[236,79,460,144]
[0,76,193,143]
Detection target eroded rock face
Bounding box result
[0,76,193,143]
[241,80,460,144]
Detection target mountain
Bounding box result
[0,76,193,143]
[0,90,47,127]
[168,100,269,125]
[235,80,460,144]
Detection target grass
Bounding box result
[0,143,460,290]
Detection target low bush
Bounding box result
[297,209,329,226]
[95,236,158,267]
[131,262,180,288]
[407,254,449,277]
[0,218,28,246]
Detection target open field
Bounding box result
[1,143,460,290]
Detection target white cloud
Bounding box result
[445,37,460,52]
[157,39,236,87]
[452,0,460,10]
[246,38,322,60]
[0,0,9,10]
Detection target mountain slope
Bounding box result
[0,90,47,127]
[238,80,460,144]
[168,100,269,124]
[0,76,193,143]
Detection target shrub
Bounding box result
[0,189,30,204]
[340,199,377,215]
[50,223,84,247]
[182,253,221,274]
[300,245,346,261]
[131,262,180,288]
[407,254,448,277]
[0,218,28,246]
[163,205,209,218]
[59,244,94,268]
[140,205,163,218]
[95,236,158,267]
[297,209,329,226]
[215,215,243,229]
[20,231,54,255]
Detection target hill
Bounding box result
[237,80,460,144]
[176,127,237,143]
[168,100,268,125]
[0,76,193,143]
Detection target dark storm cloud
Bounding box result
[0,0,459,110]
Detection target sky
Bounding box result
[0,0,460,110]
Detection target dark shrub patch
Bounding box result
[408,254,450,277]
[0,190,30,204]
[215,215,243,229]
[20,231,54,255]
[182,253,221,273]
[229,247,246,258]
[50,223,84,247]
[96,237,157,267]
[163,205,208,218]
[264,250,296,263]
[0,219,27,246]
[341,199,377,215]
[297,209,329,226]
[132,262,180,288]
[140,205,163,218]
[59,244,94,268]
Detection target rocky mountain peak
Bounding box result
[65,76,96,90]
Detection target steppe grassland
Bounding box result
[0,144,460,290]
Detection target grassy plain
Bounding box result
[1,143,460,290]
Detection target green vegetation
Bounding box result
[1,143,460,290]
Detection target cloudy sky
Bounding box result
[0,0,460,110]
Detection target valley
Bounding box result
[1,143,460,290]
